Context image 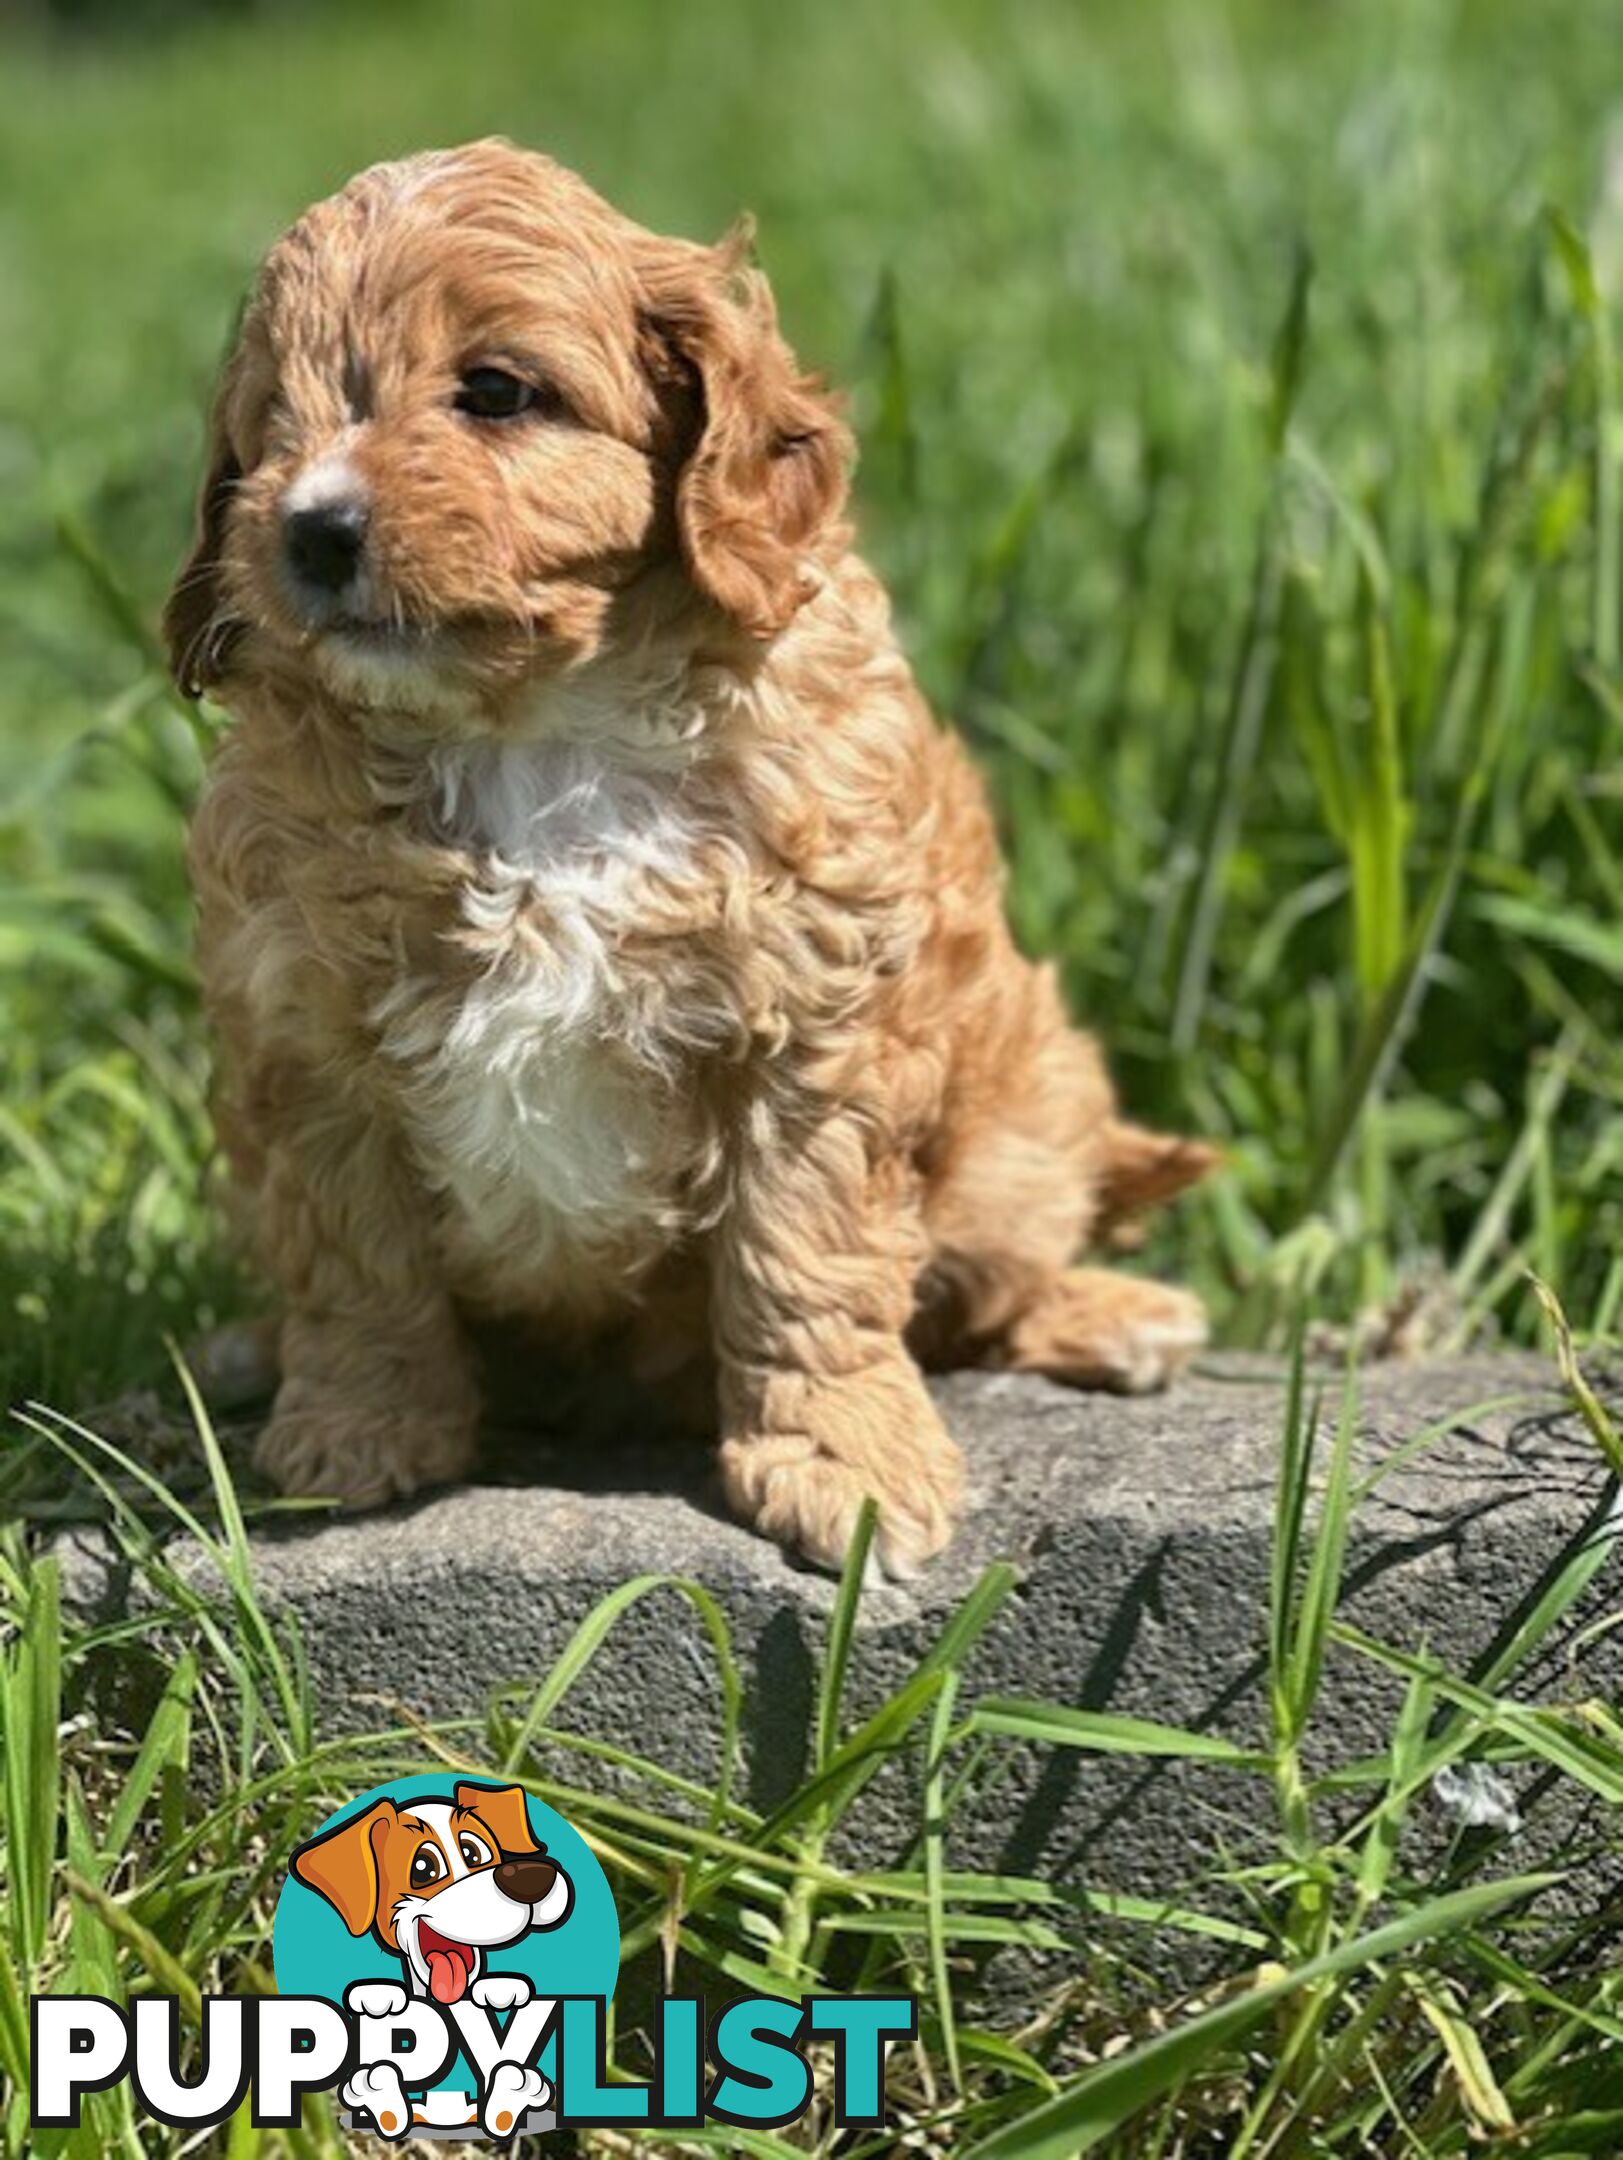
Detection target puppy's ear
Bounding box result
[639,225,851,638]
[290,1799,394,1936]
[455,1781,538,1859]
[163,352,246,700]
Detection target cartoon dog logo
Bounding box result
[289,1780,573,2137]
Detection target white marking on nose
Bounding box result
[284,452,368,518]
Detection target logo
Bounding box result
[32,1773,916,2142]
[276,1775,617,2137]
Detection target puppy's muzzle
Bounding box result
[494,1856,559,1904]
[285,497,369,594]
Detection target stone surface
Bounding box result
[61,1354,1623,1979]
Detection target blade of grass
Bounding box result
[965,1700,1269,1769]
[815,1495,877,1772]
[4,1554,62,1975]
[1529,1273,1623,1475]
[923,1666,962,2091]
[956,1873,1557,2160]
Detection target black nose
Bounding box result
[494,1856,558,1905]
[284,499,368,592]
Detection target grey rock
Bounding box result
[61,1355,1623,1986]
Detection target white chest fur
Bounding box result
[376,734,714,1297]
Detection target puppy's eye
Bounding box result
[455,367,543,421]
[410,1845,444,1888]
[458,1833,492,1868]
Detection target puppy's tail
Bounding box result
[1094,1119,1219,1246]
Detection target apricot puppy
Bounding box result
[169,140,1213,1576]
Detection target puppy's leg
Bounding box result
[250,1114,480,1508]
[712,1109,962,1579]
[915,965,1212,1389]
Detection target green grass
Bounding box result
[1,1,1622,2150]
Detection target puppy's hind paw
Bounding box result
[185,1316,280,1411]
[1003,1270,1207,1395]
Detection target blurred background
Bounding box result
[1,0,1619,1414]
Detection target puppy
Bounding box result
[168,140,1214,1577]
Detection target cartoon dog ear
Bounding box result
[638,223,851,639]
[455,1782,539,1859]
[290,1799,395,1936]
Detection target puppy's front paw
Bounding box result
[255,1402,476,1508]
[342,2062,412,2140]
[471,1973,533,2012]
[720,1362,963,1579]
[345,1980,409,2019]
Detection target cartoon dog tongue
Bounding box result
[420,1929,473,2004]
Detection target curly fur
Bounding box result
[170,140,1214,1574]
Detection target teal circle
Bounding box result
[272,1773,618,2097]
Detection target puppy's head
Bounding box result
[290,1781,573,2004]
[165,139,849,724]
